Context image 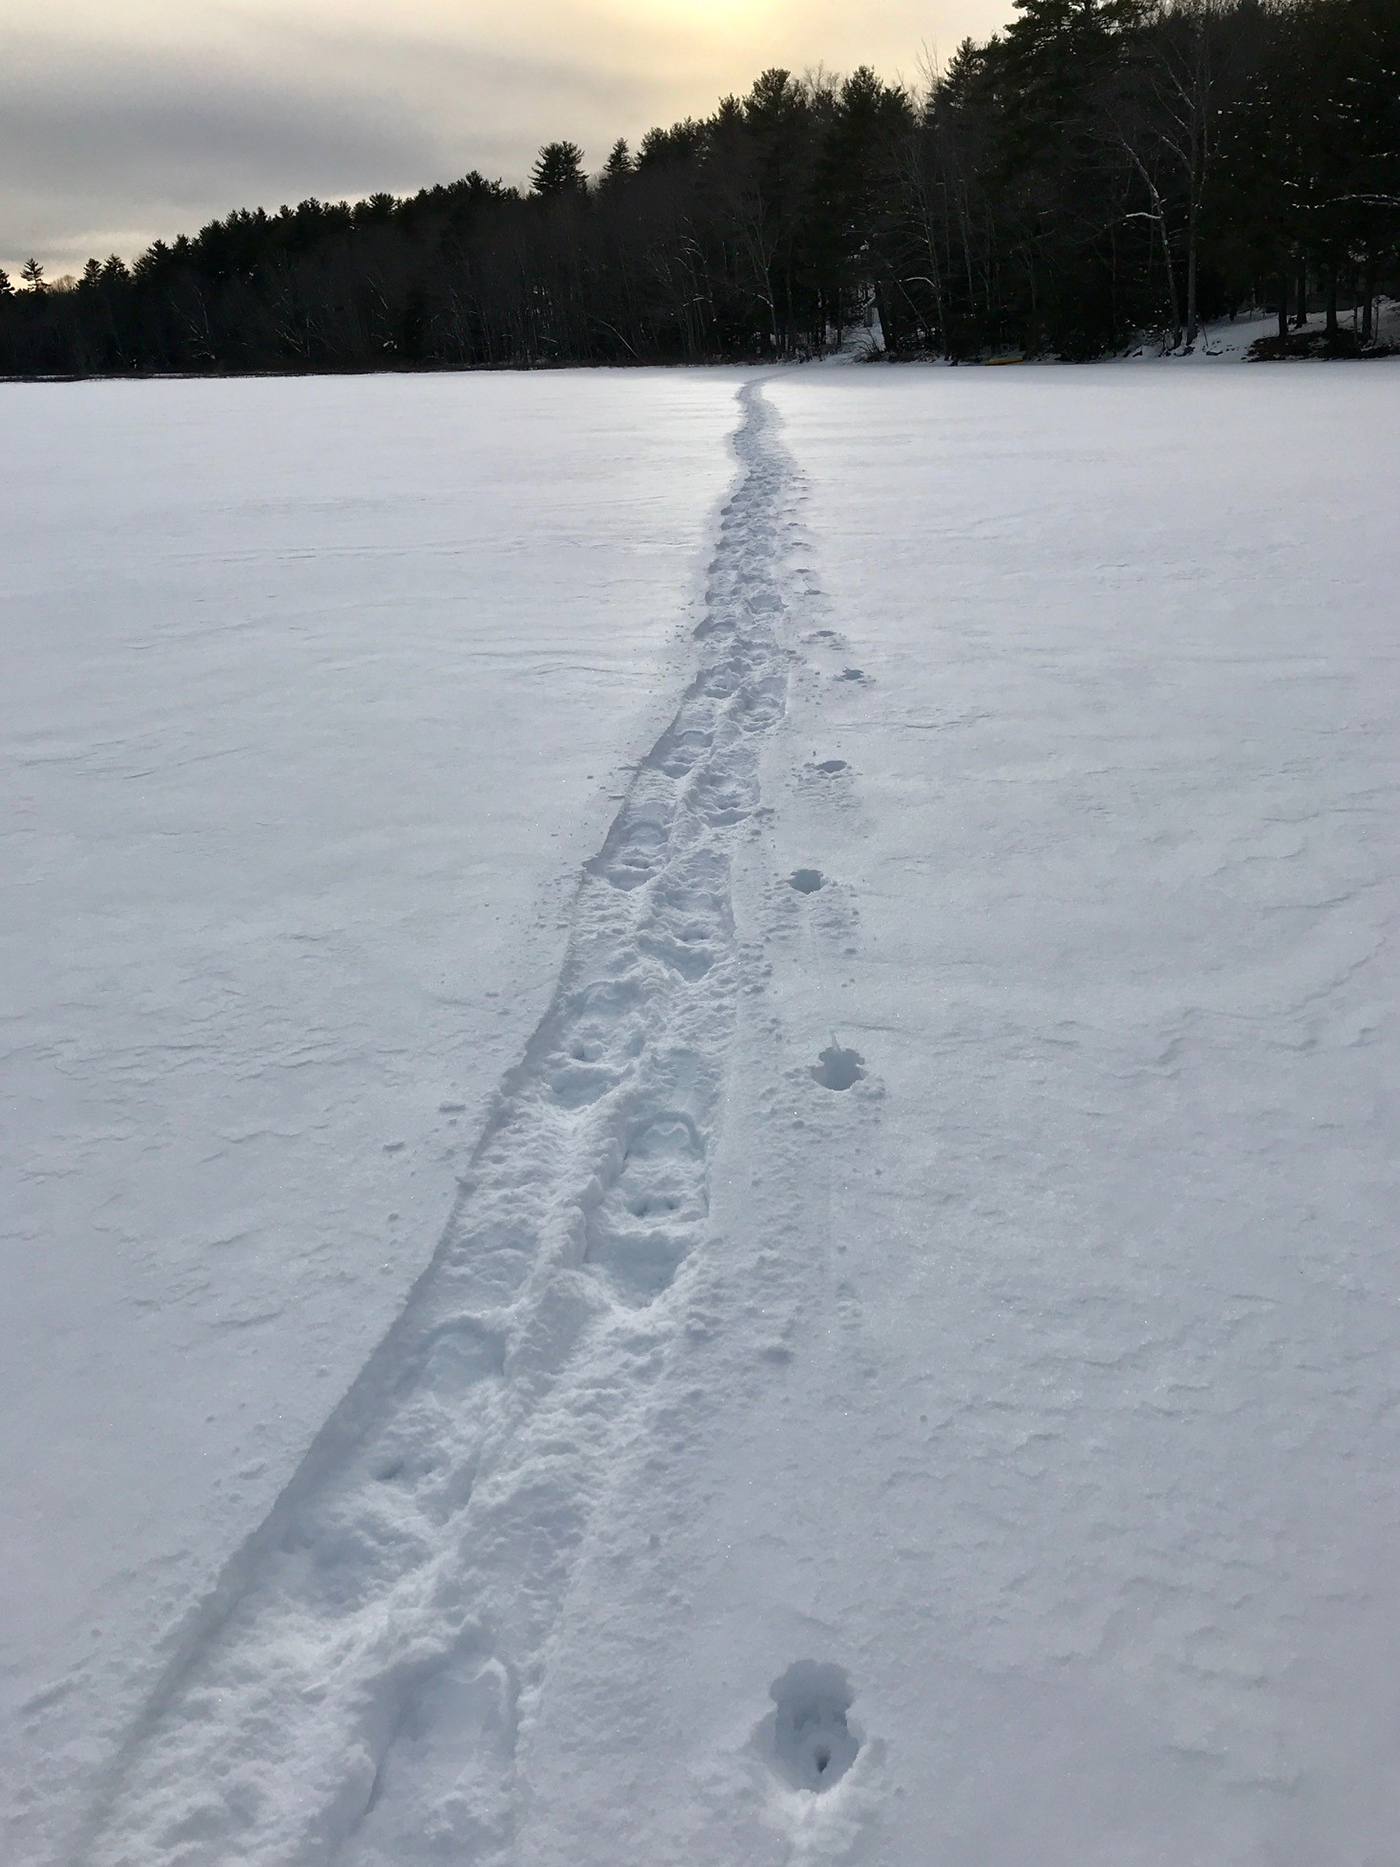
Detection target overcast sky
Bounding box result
[3,1,1015,278]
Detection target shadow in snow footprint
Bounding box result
[764,1662,860,1792]
[789,869,825,895]
[815,759,848,776]
[811,1044,864,1092]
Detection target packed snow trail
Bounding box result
[83,380,799,1866]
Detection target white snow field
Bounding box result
[4,358,1399,1867]
[0,369,747,1866]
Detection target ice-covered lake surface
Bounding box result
[2,359,1398,1866]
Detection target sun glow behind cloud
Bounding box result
[1,0,1015,273]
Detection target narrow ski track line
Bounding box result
[85,379,804,1867]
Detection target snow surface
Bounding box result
[1119,296,1399,362]
[4,356,1400,1866]
[0,369,748,1865]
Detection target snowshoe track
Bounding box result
[85,380,802,1867]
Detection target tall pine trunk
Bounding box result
[1292,257,1308,328]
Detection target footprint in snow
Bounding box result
[789,869,825,894]
[764,1661,860,1792]
[811,1044,864,1092]
[814,759,849,776]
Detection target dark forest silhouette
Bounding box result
[2,0,1396,374]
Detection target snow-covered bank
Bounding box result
[1114,298,1400,363]
[0,369,749,1866]
[4,359,1400,1865]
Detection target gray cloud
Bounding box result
[1,4,1012,277]
[0,34,666,273]
[1,49,428,271]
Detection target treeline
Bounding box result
[3,0,1397,374]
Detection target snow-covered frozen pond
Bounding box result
[0,368,748,1861]
[2,359,1398,1866]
